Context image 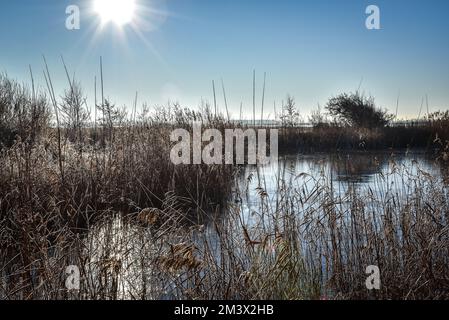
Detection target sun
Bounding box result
[94,0,136,26]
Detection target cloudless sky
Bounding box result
[1,0,448,119]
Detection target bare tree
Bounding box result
[309,104,328,128]
[280,95,299,127]
[60,81,90,144]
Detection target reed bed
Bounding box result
[3,155,448,300]
[1,73,449,300]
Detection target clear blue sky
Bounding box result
[1,0,448,119]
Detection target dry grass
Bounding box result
[1,73,449,300]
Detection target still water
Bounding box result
[87,151,447,299]
[236,151,446,221]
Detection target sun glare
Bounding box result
[94,0,136,26]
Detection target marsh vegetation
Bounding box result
[1,71,448,300]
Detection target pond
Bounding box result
[236,151,446,223]
[84,151,448,299]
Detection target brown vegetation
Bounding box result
[1,72,448,300]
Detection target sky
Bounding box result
[0,0,448,120]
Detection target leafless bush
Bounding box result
[0,74,50,148]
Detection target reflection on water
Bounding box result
[236,152,444,219]
[331,153,386,183]
[86,151,448,299]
